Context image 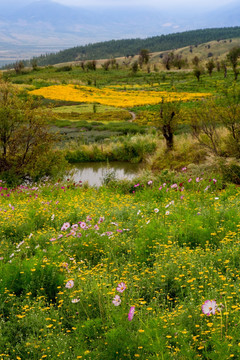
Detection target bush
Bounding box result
[0,81,66,182]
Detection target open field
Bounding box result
[0,173,240,359]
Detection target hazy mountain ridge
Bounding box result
[0,0,239,65]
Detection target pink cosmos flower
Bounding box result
[128,306,135,321]
[148,180,153,185]
[66,230,76,237]
[213,178,217,184]
[112,295,121,306]
[94,224,99,230]
[116,282,126,293]
[72,224,78,231]
[65,280,74,289]
[71,298,80,303]
[80,222,87,229]
[154,208,159,213]
[98,216,105,224]
[202,300,218,315]
[61,222,71,231]
[188,178,192,183]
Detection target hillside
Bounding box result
[15,27,240,68]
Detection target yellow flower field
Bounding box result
[30,84,211,107]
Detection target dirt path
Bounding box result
[128,111,136,122]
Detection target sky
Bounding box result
[54,0,235,9]
[0,0,236,10]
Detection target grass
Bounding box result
[52,104,126,114]
[0,172,240,359]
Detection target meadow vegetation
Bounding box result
[1,43,240,359]
[0,172,240,359]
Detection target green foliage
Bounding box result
[65,134,156,163]
[0,81,66,182]
[220,160,240,184]
[227,46,240,79]
[55,65,72,72]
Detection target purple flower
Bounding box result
[116,282,126,293]
[128,306,135,321]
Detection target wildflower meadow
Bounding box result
[0,172,240,359]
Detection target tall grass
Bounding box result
[65,134,157,163]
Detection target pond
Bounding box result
[67,162,143,187]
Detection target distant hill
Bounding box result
[14,27,240,67]
[0,0,240,64]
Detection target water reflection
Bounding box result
[67,162,142,187]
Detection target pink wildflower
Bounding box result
[128,306,135,321]
[61,222,71,231]
[202,300,218,316]
[80,222,87,229]
[65,280,74,289]
[112,295,121,306]
[72,224,78,231]
[71,298,80,303]
[116,282,126,293]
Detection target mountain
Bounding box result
[0,0,239,65]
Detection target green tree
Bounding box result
[189,100,221,156]
[173,54,186,70]
[162,52,174,70]
[221,60,227,78]
[227,47,240,80]
[102,60,111,71]
[218,86,240,156]
[30,58,38,71]
[192,56,200,67]
[0,81,65,182]
[193,66,204,82]
[139,49,150,66]
[131,61,139,73]
[206,59,215,76]
[14,61,25,74]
